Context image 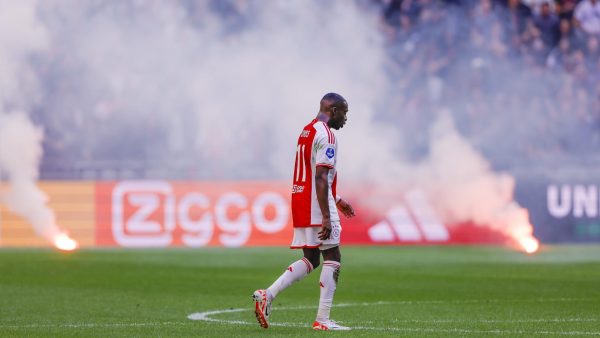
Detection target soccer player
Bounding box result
[253,93,355,331]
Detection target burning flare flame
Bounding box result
[53,232,78,251]
[504,206,540,254]
[516,235,539,254]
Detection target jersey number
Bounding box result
[295,144,307,183]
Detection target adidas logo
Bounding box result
[368,190,449,243]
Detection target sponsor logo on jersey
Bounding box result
[300,130,310,138]
[292,184,305,193]
[326,148,335,159]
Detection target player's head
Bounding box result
[320,93,348,130]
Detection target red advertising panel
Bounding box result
[96,181,294,247]
[95,181,507,248]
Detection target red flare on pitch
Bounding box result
[53,232,79,251]
[502,205,540,254]
[516,235,539,254]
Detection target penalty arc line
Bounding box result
[187,299,600,336]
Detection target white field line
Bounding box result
[349,326,600,336]
[186,299,600,336]
[0,321,184,329]
[368,318,599,324]
[187,306,599,326]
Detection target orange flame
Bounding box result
[516,235,539,254]
[502,206,540,254]
[53,233,79,251]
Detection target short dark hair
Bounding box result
[321,93,347,108]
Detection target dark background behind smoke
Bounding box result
[12,0,600,180]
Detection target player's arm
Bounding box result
[315,165,332,240]
[336,196,355,218]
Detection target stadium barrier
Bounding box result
[0,180,598,247]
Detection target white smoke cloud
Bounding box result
[418,112,515,225]
[1,0,537,249]
[0,113,63,241]
[36,0,394,178]
[0,0,47,109]
[0,0,71,246]
[416,112,536,249]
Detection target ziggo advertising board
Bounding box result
[1,181,508,247]
[95,181,293,247]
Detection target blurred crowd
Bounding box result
[34,0,600,179]
[371,0,600,168]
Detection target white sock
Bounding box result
[316,260,340,322]
[267,257,313,300]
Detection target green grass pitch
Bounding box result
[0,246,599,337]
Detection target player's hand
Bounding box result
[336,198,356,218]
[318,218,332,240]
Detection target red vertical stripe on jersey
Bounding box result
[332,172,337,203]
[328,125,335,144]
[321,122,332,144]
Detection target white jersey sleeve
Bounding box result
[313,126,337,169]
[309,122,339,225]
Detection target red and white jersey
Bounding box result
[291,119,338,227]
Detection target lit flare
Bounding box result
[517,236,539,254]
[503,206,540,254]
[53,232,79,251]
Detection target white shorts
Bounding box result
[290,221,342,250]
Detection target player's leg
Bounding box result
[313,246,348,330]
[313,221,349,330]
[253,229,319,328]
[266,247,318,300]
[253,249,317,328]
[302,247,321,269]
[314,246,342,324]
[321,246,341,262]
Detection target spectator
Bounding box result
[521,0,555,13]
[574,0,600,35]
[533,2,561,50]
[504,0,533,35]
[555,0,578,20]
[559,18,575,41]
[383,0,403,27]
[585,35,600,58]
[547,37,572,70]
[473,0,497,34]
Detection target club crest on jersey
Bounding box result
[326,148,335,159]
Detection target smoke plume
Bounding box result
[4,0,547,249]
[0,113,62,241]
[0,0,74,247]
[417,112,537,249]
